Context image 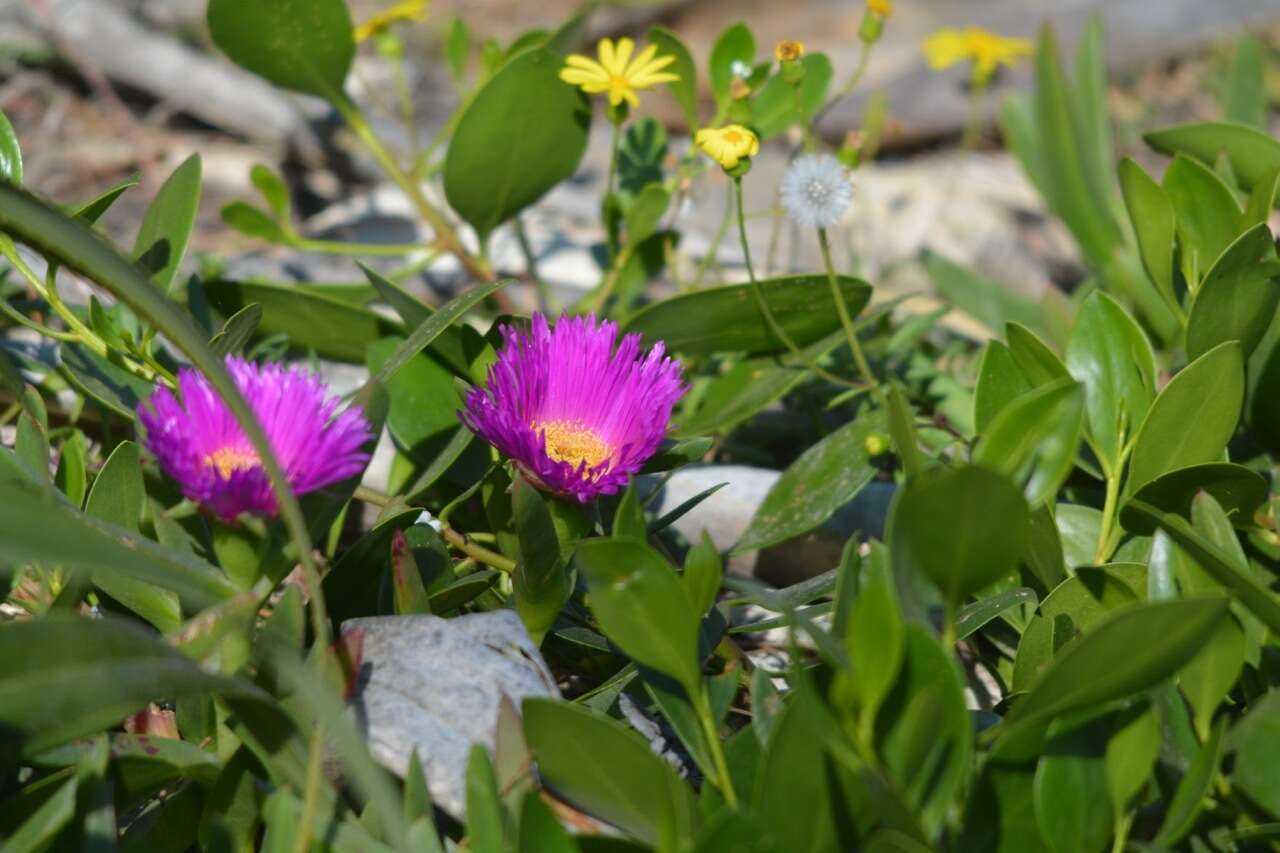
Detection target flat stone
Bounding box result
[343,611,560,819]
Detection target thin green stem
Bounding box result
[1110,811,1133,853]
[442,526,516,573]
[332,95,493,284]
[295,724,325,853]
[733,179,860,389]
[818,228,881,400]
[579,245,631,316]
[811,42,871,129]
[606,119,623,201]
[1094,472,1121,564]
[514,216,554,314]
[961,70,990,150]
[0,297,77,341]
[693,686,738,808]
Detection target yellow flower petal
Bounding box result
[867,0,893,17]
[922,29,969,70]
[628,70,680,88]
[629,43,660,73]
[598,38,618,76]
[560,68,608,86]
[609,37,636,77]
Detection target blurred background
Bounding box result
[1,0,1278,325]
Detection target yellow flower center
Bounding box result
[608,77,632,97]
[204,447,260,479]
[774,40,805,62]
[537,420,612,471]
[723,129,745,144]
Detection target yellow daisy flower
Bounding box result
[559,37,679,109]
[695,125,760,170]
[922,27,1032,82]
[867,0,893,17]
[353,0,428,43]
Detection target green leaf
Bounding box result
[973,377,1083,506]
[974,341,1033,434]
[956,588,1037,641]
[885,381,922,479]
[1006,322,1070,385]
[366,338,465,468]
[958,760,1049,853]
[877,626,972,838]
[624,183,670,246]
[1127,341,1243,491]
[70,173,140,225]
[1147,121,1280,190]
[207,0,354,97]
[204,278,400,362]
[518,791,578,853]
[1125,498,1280,635]
[676,333,841,436]
[133,154,202,293]
[1104,702,1160,812]
[0,473,235,607]
[647,27,698,128]
[1064,291,1156,470]
[1070,18,1112,200]
[365,280,506,390]
[513,476,585,643]
[250,163,291,218]
[53,429,86,506]
[86,440,181,631]
[1164,153,1244,289]
[624,274,871,357]
[0,616,272,761]
[1001,598,1228,743]
[924,252,1042,335]
[734,413,881,552]
[209,303,264,357]
[0,107,21,185]
[1118,158,1177,311]
[390,529,432,615]
[682,532,722,617]
[709,22,754,105]
[1185,223,1280,360]
[1229,691,1280,818]
[220,201,287,243]
[522,698,695,845]
[1031,27,1121,264]
[1242,165,1280,230]
[1179,612,1244,735]
[465,746,507,853]
[1225,34,1267,128]
[1154,718,1227,846]
[1119,462,1266,535]
[322,507,421,625]
[445,18,470,85]
[888,465,1029,606]
[4,774,76,853]
[1032,723,1112,853]
[444,48,590,238]
[575,538,701,696]
[750,53,833,139]
[851,549,904,726]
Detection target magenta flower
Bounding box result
[138,356,372,522]
[461,313,685,502]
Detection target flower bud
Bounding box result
[864,433,890,457]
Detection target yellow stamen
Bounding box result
[537,420,612,471]
[204,447,260,479]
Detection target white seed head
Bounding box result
[780,153,853,229]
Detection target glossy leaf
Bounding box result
[751,54,833,139]
[735,413,881,552]
[850,549,904,727]
[1154,718,1227,846]
[1229,691,1280,817]
[1145,121,1280,191]
[1032,724,1112,853]
[973,377,1083,506]
[925,252,1042,334]
[709,22,754,105]
[575,537,701,695]
[1118,158,1176,310]
[1119,462,1266,535]
[444,48,590,238]
[1065,291,1156,470]
[956,588,1037,641]
[0,107,21,185]
[522,698,695,845]
[1127,341,1243,491]
[1179,612,1244,735]
[207,0,354,97]
[1184,223,1280,360]
[624,274,871,356]
[133,154,202,293]
[1225,34,1266,128]
[1104,702,1160,812]
[888,464,1029,606]
[1163,153,1242,286]
[974,341,1032,434]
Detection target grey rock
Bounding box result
[343,611,560,820]
[641,464,895,587]
[21,0,320,149]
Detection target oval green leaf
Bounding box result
[207,0,354,97]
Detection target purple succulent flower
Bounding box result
[461,313,686,502]
[138,356,372,522]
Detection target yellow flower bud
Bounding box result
[774,40,805,62]
[864,433,890,456]
[695,125,760,172]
